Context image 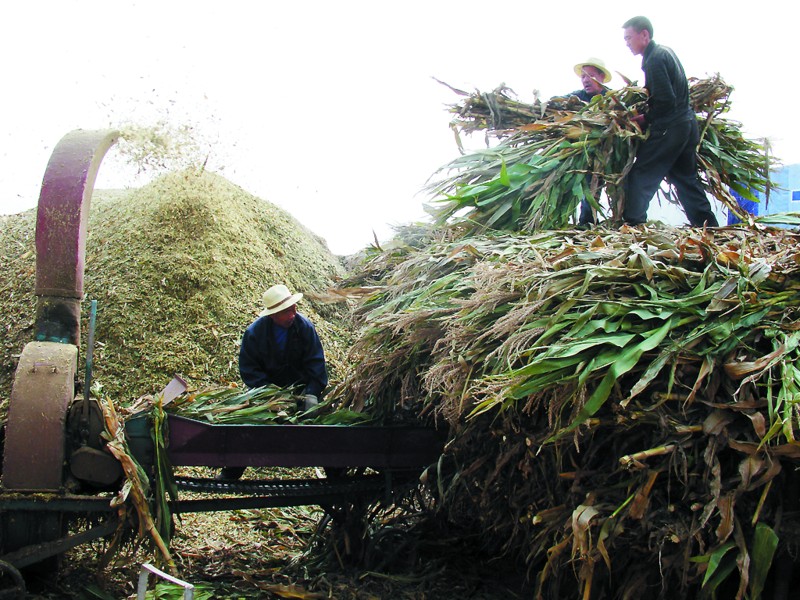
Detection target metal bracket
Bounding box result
[0,560,25,600]
[137,563,194,600]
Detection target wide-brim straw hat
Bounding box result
[260,284,303,316]
[573,58,612,83]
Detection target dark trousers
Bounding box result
[624,117,718,227]
[579,197,596,225]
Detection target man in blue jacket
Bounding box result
[621,16,718,228]
[239,283,328,402]
[220,283,328,480]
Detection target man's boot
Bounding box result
[216,466,246,480]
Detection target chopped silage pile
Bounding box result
[333,223,800,599]
[0,168,352,408]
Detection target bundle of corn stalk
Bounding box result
[125,384,370,426]
[334,224,800,599]
[427,75,772,232]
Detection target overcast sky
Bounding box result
[1,1,795,255]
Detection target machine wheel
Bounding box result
[0,560,26,600]
[1,341,75,571]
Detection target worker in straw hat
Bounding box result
[570,57,612,102]
[561,58,613,226]
[221,284,328,480]
[239,283,328,404]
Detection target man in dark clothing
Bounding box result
[238,284,327,400]
[568,58,612,226]
[219,283,328,480]
[570,58,611,103]
[622,16,719,228]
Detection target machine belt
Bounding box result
[174,475,388,496]
[170,474,410,512]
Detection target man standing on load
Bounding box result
[621,16,719,228]
[239,283,328,409]
[570,58,612,103]
[568,58,613,226]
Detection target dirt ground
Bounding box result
[19,467,530,599]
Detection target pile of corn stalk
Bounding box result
[334,224,800,598]
[426,75,772,232]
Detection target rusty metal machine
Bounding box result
[0,130,444,595]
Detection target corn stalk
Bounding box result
[427,75,773,233]
[334,224,800,598]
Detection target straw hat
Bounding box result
[260,284,303,316]
[573,58,612,83]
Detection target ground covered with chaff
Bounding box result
[26,468,528,599]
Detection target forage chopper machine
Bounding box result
[0,130,444,595]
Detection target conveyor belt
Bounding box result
[170,473,418,513]
[174,474,387,496]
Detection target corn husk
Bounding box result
[100,395,176,572]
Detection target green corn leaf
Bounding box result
[748,523,779,600]
[548,316,677,441]
[701,542,737,590]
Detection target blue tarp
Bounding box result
[727,188,759,225]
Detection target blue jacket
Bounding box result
[568,87,608,103]
[238,312,328,396]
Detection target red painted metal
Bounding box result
[3,129,117,491]
[1,342,77,490]
[127,414,446,470]
[34,129,118,345]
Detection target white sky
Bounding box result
[1,1,795,255]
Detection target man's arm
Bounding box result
[238,328,271,389]
[300,324,328,397]
[644,48,678,124]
